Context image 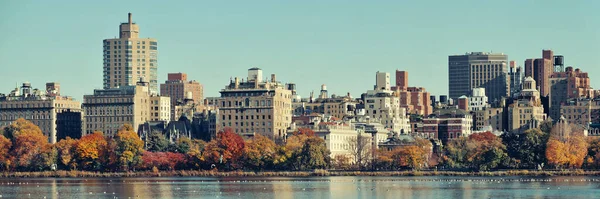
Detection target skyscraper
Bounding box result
[508,61,524,98]
[448,52,509,102]
[103,13,158,94]
[524,50,553,97]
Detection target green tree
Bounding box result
[169,137,193,154]
[297,136,330,170]
[147,131,169,152]
[502,128,548,169]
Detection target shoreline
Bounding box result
[1,170,598,178]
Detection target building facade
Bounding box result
[507,77,547,133]
[160,73,204,120]
[392,70,433,116]
[103,13,158,94]
[448,52,509,103]
[422,108,473,144]
[473,107,504,132]
[508,61,524,98]
[524,50,554,97]
[83,81,150,136]
[149,95,170,122]
[217,68,292,139]
[560,98,600,128]
[364,72,411,133]
[468,88,489,111]
[0,82,83,143]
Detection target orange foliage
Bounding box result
[0,135,11,171]
[202,128,245,169]
[76,132,108,170]
[9,119,50,169]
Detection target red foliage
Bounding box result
[294,128,316,137]
[140,151,187,170]
[468,131,496,144]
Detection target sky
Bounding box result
[0,0,599,101]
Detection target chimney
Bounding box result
[234,77,239,89]
[271,74,276,83]
[128,13,132,25]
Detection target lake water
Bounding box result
[0,176,598,198]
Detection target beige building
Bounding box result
[508,77,547,133]
[103,13,158,94]
[364,72,411,133]
[217,68,292,139]
[160,73,203,120]
[83,81,150,136]
[560,98,600,128]
[292,84,358,119]
[473,107,504,132]
[0,82,83,143]
[149,95,170,122]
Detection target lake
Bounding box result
[0,176,598,198]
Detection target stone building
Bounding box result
[160,73,203,120]
[0,82,82,143]
[217,68,292,139]
[507,77,547,133]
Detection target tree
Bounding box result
[545,122,588,169]
[113,124,145,171]
[147,131,169,152]
[585,137,600,169]
[0,134,11,171]
[168,137,193,154]
[347,134,372,170]
[243,134,277,170]
[502,128,549,169]
[6,119,52,171]
[55,137,78,170]
[202,128,245,170]
[298,136,331,170]
[443,132,507,171]
[75,132,108,170]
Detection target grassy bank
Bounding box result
[1,169,599,178]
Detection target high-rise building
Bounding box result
[83,81,151,136]
[160,73,204,120]
[0,82,83,143]
[217,68,292,139]
[508,61,524,98]
[549,66,593,121]
[103,13,158,94]
[364,72,411,133]
[524,50,554,97]
[448,52,509,102]
[392,70,433,116]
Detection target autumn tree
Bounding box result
[443,132,507,171]
[243,134,277,171]
[584,138,600,169]
[55,137,78,170]
[0,134,11,171]
[545,122,588,169]
[112,124,145,171]
[202,128,245,170]
[146,130,169,152]
[5,118,54,171]
[75,132,108,170]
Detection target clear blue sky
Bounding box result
[1,0,599,100]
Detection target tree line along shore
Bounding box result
[1,118,600,175]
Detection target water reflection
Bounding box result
[0,176,600,198]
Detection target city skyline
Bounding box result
[1,1,599,100]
